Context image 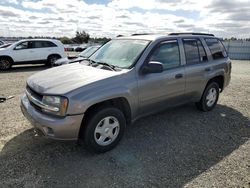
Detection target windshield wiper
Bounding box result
[96,62,117,70]
[86,59,117,71]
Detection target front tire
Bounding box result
[0,57,12,70]
[81,107,126,153]
[47,55,60,67]
[196,82,220,112]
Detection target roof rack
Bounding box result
[131,33,152,36]
[169,32,214,36]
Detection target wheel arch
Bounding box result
[206,75,224,92]
[78,97,132,139]
[47,53,62,60]
[0,55,14,63]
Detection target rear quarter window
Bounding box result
[205,38,227,60]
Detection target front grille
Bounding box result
[26,85,43,112]
[26,85,43,101]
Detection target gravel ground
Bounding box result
[0,61,249,188]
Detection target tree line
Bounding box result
[59,31,111,44]
[0,31,111,44]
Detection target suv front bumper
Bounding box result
[21,94,83,140]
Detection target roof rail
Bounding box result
[131,33,152,36]
[169,32,214,36]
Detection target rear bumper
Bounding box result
[21,94,83,140]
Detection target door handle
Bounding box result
[175,73,183,79]
[205,67,212,72]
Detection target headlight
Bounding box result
[42,96,68,116]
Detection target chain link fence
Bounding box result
[223,40,250,60]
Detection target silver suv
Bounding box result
[21,33,231,153]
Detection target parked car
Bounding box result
[54,45,100,66]
[0,39,66,70]
[75,46,86,52]
[0,43,11,48]
[0,40,4,46]
[21,33,231,153]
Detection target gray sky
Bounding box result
[0,0,249,38]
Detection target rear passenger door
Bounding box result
[28,41,44,61]
[182,38,210,100]
[183,38,229,101]
[138,40,186,115]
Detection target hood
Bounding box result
[27,63,124,95]
[54,57,85,65]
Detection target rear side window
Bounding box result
[29,41,43,48]
[29,41,57,48]
[205,38,227,59]
[150,40,180,70]
[183,39,207,65]
[42,41,57,47]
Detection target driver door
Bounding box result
[137,40,186,116]
[12,41,36,62]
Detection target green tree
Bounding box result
[73,31,90,44]
[59,36,73,44]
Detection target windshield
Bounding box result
[79,46,99,58]
[89,39,149,68]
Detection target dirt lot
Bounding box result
[0,61,249,187]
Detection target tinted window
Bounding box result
[29,41,57,48]
[42,41,57,47]
[183,39,200,65]
[205,38,227,59]
[183,39,208,65]
[150,40,180,70]
[197,40,208,62]
[30,41,43,48]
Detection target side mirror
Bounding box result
[141,61,163,74]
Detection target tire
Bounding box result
[47,55,60,67]
[0,57,12,70]
[196,82,220,112]
[81,107,126,153]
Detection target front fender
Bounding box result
[66,85,137,117]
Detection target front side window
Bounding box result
[15,42,28,50]
[149,40,180,70]
[183,39,208,65]
[205,38,227,60]
[89,39,150,68]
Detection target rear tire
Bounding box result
[80,107,126,153]
[46,55,60,67]
[196,82,220,112]
[0,57,12,70]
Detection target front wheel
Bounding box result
[46,55,60,67]
[196,82,220,112]
[81,107,126,153]
[0,57,12,70]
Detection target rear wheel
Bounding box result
[80,107,126,153]
[196,82,220,112]
[0,57,12,70]
[47,55,60,67]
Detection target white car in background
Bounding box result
[0,39,66,70]
[0,40,4,46]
